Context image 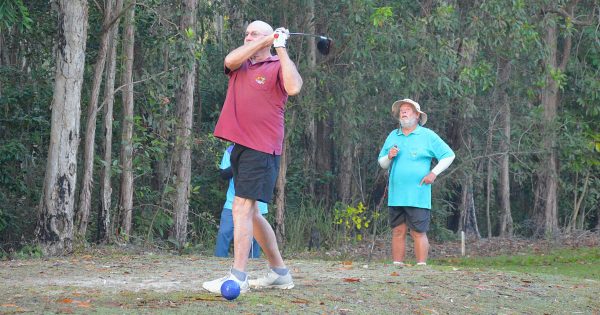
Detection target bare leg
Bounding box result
[252,209,285,268]
[391,223,407,262]
[411,230,429,263]
[232,196,256,271]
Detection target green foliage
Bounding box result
[435,247,600,280]
[0,0,32,31]
[370,7,392,27]
[12,244,43,259]
[1,0,599,254]
[283,201,339,252]
[549,67,567,91]
[334,202,373,242]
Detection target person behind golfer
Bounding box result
[214,144,267,258]
[203,20,302,294]
[377,99,455,266]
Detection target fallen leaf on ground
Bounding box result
[75,301,91,308]
[343,278,360,282]
[193,296,223,301]
[390,272,399,276]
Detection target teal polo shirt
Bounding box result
[220,146,268,214]
[378,125,454,209]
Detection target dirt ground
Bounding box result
[1,233,599,314]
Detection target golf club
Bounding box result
[289,32,333,55]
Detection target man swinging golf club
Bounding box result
[203,20,302,295]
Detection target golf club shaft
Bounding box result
[289,32,329,39]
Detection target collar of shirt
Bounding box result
[397,125,423,136]
[250,55,280,65]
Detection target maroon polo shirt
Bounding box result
[214,56,288,155]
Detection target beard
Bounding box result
[400,117,418,129]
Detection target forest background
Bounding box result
[0,0,599,257]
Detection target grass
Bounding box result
[434,247,600,280]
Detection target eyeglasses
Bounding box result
[245,31,267,38]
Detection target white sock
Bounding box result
[416,262,427,266]
[393,261,405,265]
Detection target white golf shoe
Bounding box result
[249,269,294,289]
[202,273,249,294]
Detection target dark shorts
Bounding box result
[389,206,431,233]
[230,144,280,204]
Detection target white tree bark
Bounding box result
[36,0,88,256]
[534,13,570,237]
[119,0,136,240]
[76,0,116,238]
[98,0,124,243]
[497,58,513,237]
[172,0,198,247]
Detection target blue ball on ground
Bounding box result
[220,279,240,300]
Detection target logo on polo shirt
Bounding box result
[255,75,266,85]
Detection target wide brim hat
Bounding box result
[391,98,428,126]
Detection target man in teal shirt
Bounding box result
[378,99,455,266]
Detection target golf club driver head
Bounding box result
[316,37,332,55]
[289,32,333,55]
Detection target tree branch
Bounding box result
[547,5,594,26]
[102,1,135,34]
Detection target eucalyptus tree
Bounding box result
[532,0,598,236]
[76,0,121,240]
[467,0,536,237]
[171,0,198,247]
[118,0,136,240]
[36,0,88,256]
[98,0,125,243]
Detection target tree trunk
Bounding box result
[497,58,513,237]
[459,172,481,238]
[76,0,116,239]
[0,31,4,97]
[98,0,124,244]
[36,0,88,256]
[337,97,354,205]
[316,116,334,206]
[485,111,495,238]
[567,170,590,232]
[274,139,288,247]
[596,204,600,232]
[338,139,354,204]
[153,47,171,195]
[118,1,136,240]
[451,38,479,235]
[172,0,198,248]
[534,13,570,237]
[303,0,317,197]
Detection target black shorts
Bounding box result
[230,144,280,204]
[389,206,431,233]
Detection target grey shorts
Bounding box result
[389,206,431,233]
[230,144,280,204]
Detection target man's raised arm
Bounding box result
[224,35,274,72]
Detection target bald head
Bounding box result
[247,20,273,34]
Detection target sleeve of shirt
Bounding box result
[219,149,231,170]
[378,131,394,159]
[429,131,455,160]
